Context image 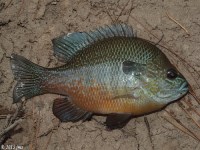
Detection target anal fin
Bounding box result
[105,114,132,130]
[53,97,92,122]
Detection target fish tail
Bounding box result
[10,54,47,103]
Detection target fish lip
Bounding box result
[158,93,171,98]
[178,82,189,92]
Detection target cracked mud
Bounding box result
[0,0,200,150]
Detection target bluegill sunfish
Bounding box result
[10,24,188,129]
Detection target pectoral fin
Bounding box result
[105,114,132,129]
[53,97,92,122]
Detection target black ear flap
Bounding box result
[122,61,135,75]
[122,60,146,75]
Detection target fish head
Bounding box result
[141,53,189,104]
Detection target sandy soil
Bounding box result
[0,0,200,150]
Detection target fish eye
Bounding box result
[167,68,177,79]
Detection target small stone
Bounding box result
[51,2,57,5]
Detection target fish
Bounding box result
[10,24,189,129]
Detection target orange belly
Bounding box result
[66,84,164,115]
[46,80,164,115]
[73,93,164,115]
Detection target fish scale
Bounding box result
[42,37,165,114]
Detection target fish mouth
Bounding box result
[178,82,188,93]
[157,82,188,99]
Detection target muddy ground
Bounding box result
[0,0,200,150]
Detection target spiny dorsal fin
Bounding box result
[52,24,136,62]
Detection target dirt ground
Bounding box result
[0,0,200,150]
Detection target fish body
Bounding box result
[46,37,165,114]
[11,24,188,128]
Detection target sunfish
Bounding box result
[10,24,188,129]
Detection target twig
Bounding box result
[10,102,23,124]
[0,102,24,145]
[31,101,37,150]
[162,116,199,141]
[33,0,41,19]
[44,131,53,150]
[35,102,43,149]
[0,119,23,144]
[4,0,13,9]
[125,0,135,23]
[166,11,189,35]
[54,131,67,150]
[105,5,115,23]
[38,129,52,138]
[17,0,25,17]
[0,119,23,138]
[164,110,200,141]
[184,98,200,117]
[178,101,200,129]
[92,118,106,127]
[144,117,154,150]
[0,115,7,119]
[38,120,60,138]
[5,114,11,127]
[189,90,200,105]
[115,0,131,23]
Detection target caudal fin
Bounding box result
[10,54,46,103]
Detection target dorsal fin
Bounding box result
[52,24,136,62]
